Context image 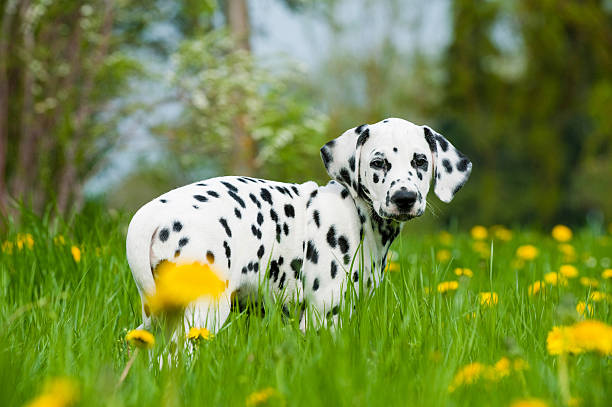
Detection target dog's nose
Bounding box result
[391,190,417,211]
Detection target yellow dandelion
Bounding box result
[436,249,451,262]
[579,277,599,288]
[454,268,473,278]
[558,243,576,262]
[559,264,578,278]
[492,226,513,241]
[589,291,610,302]
[489,357,511,380]
[439,231,453,245]
[516,245,538,261]
[437,280,459,294]
[125,329,155,349]
[602,269,612,279]
[528,281,545,296]
[70,246,81,263]
[510,399,549,407]
[1,240,13,254]
[478,291,499,307]
[245,387,279,407]
[552,225,573,242]
[25,377,79,407]
[187,327,213,341]
[16,233,35,250]
[470,225,488,240]
[571,320,612,355]
[386,261,400,272]
[448,362,486,392]
[546,326,582,355]
[576,301,592,317]
[543,272,568,287]
[512,358,529,372]
[148,261,227,314]
[472,241,490,258]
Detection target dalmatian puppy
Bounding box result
[126,117,471,334]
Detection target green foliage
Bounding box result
[1,209,611,405]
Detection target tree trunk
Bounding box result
[225,0,256,176]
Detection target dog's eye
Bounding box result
[415,157,427,167]
[370,159,385,170]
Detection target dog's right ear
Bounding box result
[320,124,369,199]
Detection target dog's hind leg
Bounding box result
[183,289,232,336]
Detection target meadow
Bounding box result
[1,208,611,407]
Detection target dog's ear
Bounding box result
[320,124,369,199]
[423,126,472,203]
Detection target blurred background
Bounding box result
[1,0,611,230]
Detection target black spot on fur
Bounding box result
[313,210,320,227]
[339,168,351,186]
[160,199,167,203]
[457,158,469,172]
[221,181,238,192]
[326,226,337,248]
[207,190,219,198]
[257,245,264,259]
[249,193,261,208]
[306,240,319,264]
[436,134,449,152]
[312,278,319,291]
[223,241,231,268]
[174,250,180,258]
[291,186,299,195]
[178,237,189,247]
[348,155,355,172]
[355,124,367,134]
[393,147,398,152]
[291,258,303,279]
[228,190,246,208]
[278,272,286,289]
[260,188,273,205]
[338,235,349,254]
[242,266,247,274]
[257,212,264,225]
[423,127,437,152]
[283,223,289,236]
[373,173,379,183]
[234,208,242,218]
[341,188,349,199]
[206,251,215,264]
[270,209,278,223]
[353,271,359,282]
[159,228,169,242]
[306,190,318,208]
[330,261,337,279]
[194,194,208,202]
[284,204,295,218]
[173,221,182,232]
[442,159,452,173]
[343,254,350,265]
[356,128,370,146]
[320,145,333,169]
[219,218,232,237]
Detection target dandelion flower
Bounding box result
[510,399,549,407]
[436,249,451,262]
[25,377,79,407]
[558,243,576,262]
[512,358,529,372]
[528,281,545,296]
[454,268,473,278]
[579,277,599,288]
[448,362,486,392]
[602,269,612,279]
[16,233,34,250]
[1,241,13,254]
[125,329,155,349]
[478,292,498,307]
[245,387,279,407]
[187,327,213,341]
[589,291,610,302]
[559,265,578,278]
[470,226,488,240]
[516,245,538,261]
[472,241,490,258]
[71,246,81,263]
[544,272,567,286]
[546,326,582,355]
[489,357,511,380]
[148,261,227,314]
[576,301,592,317]
[493,226,513,241]
[552,225,572,242]
[571,320,612,355]
[437,281,459,294]
[386,261,400,272]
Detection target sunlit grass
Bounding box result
[1,208,610,406]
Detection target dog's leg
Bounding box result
[183,290,232,335]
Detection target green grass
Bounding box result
[1,208,610,406]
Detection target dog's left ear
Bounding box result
[423,126,472,203]
[320,124,369,199]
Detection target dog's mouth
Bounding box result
[376,206,423,222]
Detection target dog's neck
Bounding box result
[352,196,402,271]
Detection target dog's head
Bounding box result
[320,118,472,221]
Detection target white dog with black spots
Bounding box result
[126,117,472,335]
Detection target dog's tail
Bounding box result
[126,201,159,297]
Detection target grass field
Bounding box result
[1,208,611,407]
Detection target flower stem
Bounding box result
[558,353,571,405]
[116,348,139,390]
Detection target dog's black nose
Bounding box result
[391,190,417,211]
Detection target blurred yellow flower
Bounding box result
[53,235,65,245]
[71,246,81,263]
[25,377,79,407]
[602,269,612,279]
[559,264,578,278]
[472,241,490,258]
[576,301,592,317]
[543,272,567,286]
[516,245,538,260]
[436,249,451,262]
[547,320,612,355]
[437,281,459,294]
[470,225,488,240]
[386,261,400,272]
[454,268,473,278]
[558,243,576,262]
[16,233,34,250]
[579,277,599,288]
[491,225,513,241]
[148,261,227,315]
[245,387,279,407]
[552,225,573,242]
[589,291,610,302]
[125,329,155,349]
[489,357,511,380]
[510,399,549,407]
[1,240,13,254]
[448,362,486,392]
[187,327,213,341]
[439,231,453,245]
[528,281,544,296]
[478,292,498,307]
[513,358,529,372]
